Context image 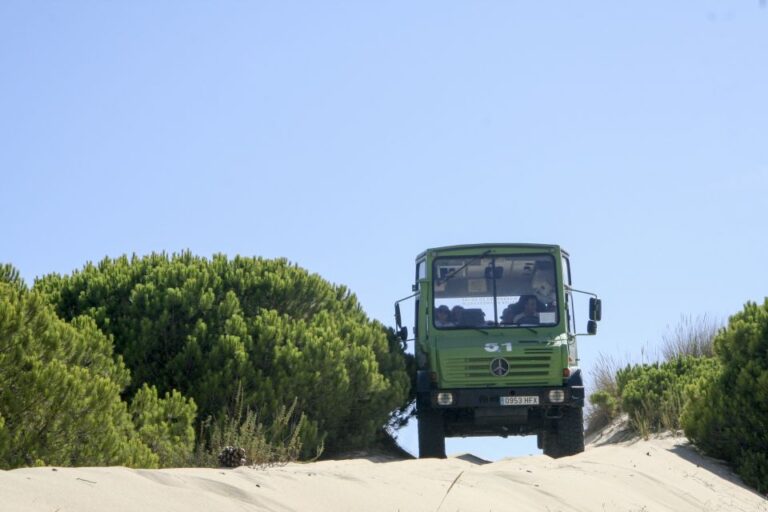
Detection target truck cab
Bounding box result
[396,243,601,458]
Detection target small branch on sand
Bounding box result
[435,470,464,512]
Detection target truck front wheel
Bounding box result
[542,406,585,458]
[417,395,446,459]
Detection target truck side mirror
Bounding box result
[394,303,408,341]
[589,298,602,321]
[587,320,598,335]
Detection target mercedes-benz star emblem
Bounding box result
[490,358,509,377]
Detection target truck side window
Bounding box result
[414,261,425,337]
[416,261,426,282]
[562,256,576,335]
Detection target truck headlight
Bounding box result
[437,392,454,406]
[548,390,565,403]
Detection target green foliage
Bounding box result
[0,263,25,291]
[585,353,623,434]
[587,316,723,439]
[0,279,157,468]
[130,384,197,467]
[382,326,417,431]
[586,305,767,494]
[587,389,618,432]
[36,253,411,457]
[617,356,719,436]
[682,299,768,493]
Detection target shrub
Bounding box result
[617,356,719,435]
[682,299,768,493]
[587,313,724,440]
[585,353,624,434]
[194,388,319,468]
[587,389,619,434]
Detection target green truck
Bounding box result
[395,243,601,459]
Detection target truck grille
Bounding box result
[439,347,556,386]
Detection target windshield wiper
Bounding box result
[437,249,492,285]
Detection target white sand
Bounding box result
[2,435,766,512]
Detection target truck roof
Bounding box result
[417,243,566,260]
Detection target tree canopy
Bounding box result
[36,253,411,456]
[0,265,195,468]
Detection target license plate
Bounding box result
[500,396,539,406]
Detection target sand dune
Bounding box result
[2,434,766,512]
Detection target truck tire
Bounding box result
[417,395,446,459]
[542,407,585,458]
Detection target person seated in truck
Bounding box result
[434,305,454,327]
[500,298,527,324]
[531,269,557,306]
[450,305,465,326]
[512,295,540,324]
[500,302,519,324]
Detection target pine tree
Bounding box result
[0,278,155,467]
[36,253,411,457]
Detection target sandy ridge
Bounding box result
[1,434,766,512]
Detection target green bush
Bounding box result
[585,353,625,435]
[682,299,768,493]
[36,253,411,457]
[616,356,719,436]
[587,389,619,433]
[588,389,617,416]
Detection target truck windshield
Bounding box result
[433,254,559,329]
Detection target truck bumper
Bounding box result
[427,384,584,438]
[428,385,584,409]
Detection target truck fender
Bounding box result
[416,370,433,393]
[566,369,583,388]
[567,369,585,404]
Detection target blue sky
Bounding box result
[2,2,766,460]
